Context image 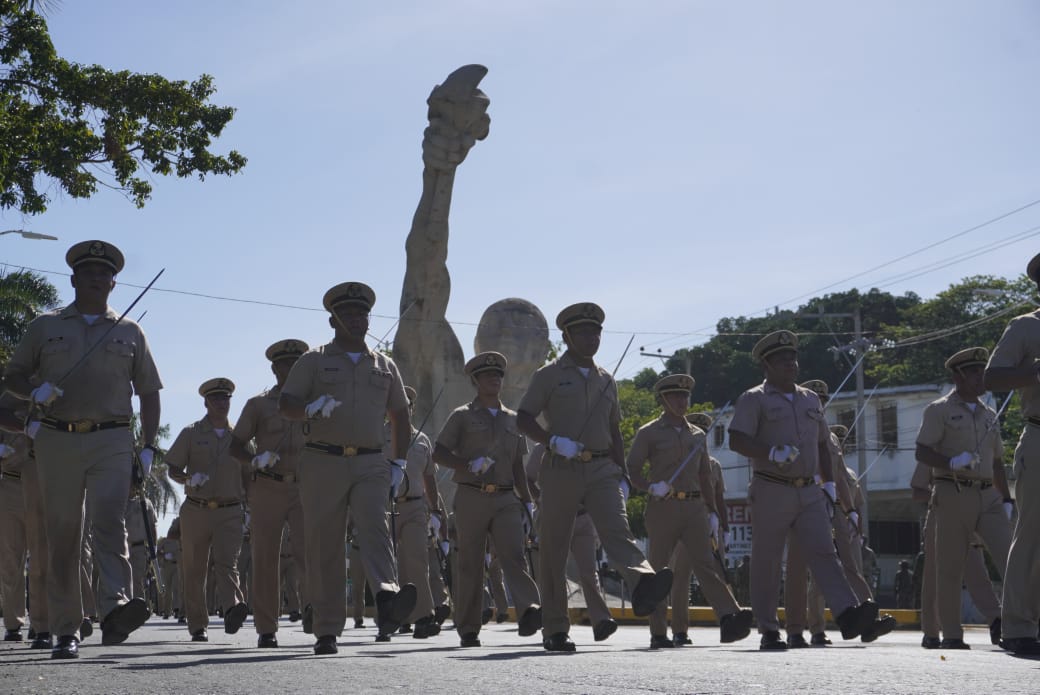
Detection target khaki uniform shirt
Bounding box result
[916,390,1002,480]
[987,309,1040,418]
[709,456,724,499]
[166,419,249,500]
[518,353,619,452]
[233,385,306,476]
[4,304,162,421]
[910,461,933,492]
[436,401,528,487]
[728,381,828,479]
[384,421,434,497]
[626,416,708,492]
[125,496,157,544]
[282,342,408,449]
[157,537,179,563]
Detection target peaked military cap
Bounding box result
[404,385,417,403]
[686,412,714,431]
[654,373,695,395]
[322,282,375,313]
[752,330,798,362]
[801,380,829,398]
[555,302,605,331]
[1028,252,1040,283]
[199,377,235,397]
[65,240,125,274]
[265,339,309,363]
[829,424,849,439]
[465,351,508,377]
[945,346,989,371]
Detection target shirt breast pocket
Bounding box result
[40,337,75,375]
[368,370,392,405]
[103,339,135,377]
[318,369,347,397]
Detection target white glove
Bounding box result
[1003,500,1014,521]
[389,459,406,496]
[484,553,492,568]
[252,450,280,470]
[619,478,631,502]
[428,513,442,535]
[849,510,860,528]
[30,381,62,406]
[440,540,450,556]
[708,512,720,539]
[188,472,210,489]
[648,481,671,498]
[467,456,493,475]
[521,503,534,536]
[24,421,41,439]
[0,443,14,458]
[305,394,341,419]
[949,452,976,471]
[821,481,837,504]
[243,511,251,528]
[139,447,155,477]
[163,552,174,561]
[769,444,799,465]
[549,435,583,459]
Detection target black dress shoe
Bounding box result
[4,629,22,642]
[496,613,508,624]
[632,569,674,617]
[398,623,413,634]
[672,632,692,646]
[518,606,542,637]
[1000,636,1040,655]
[412,616,440,639]
[760,630,788,651]
[313,635,337,655]
[720,609,753,643]
[177,617,187,624]
[862,614,897,643]
[434,605,451,626]
[79,617,93,641]
[51,635,78,659]
[481,607,493,625]
[29,632,52,649]
[543,632,576,652]
[288,610,301,623]
[593,619,618,642]
[224,603,248,634]
[374,633,391,642]
[459,632,481,647]
[257,633,278,648]
[787,633,809,648]
[649,634,676,649]
[940,637,971,650]
[353,618,364,629]
[191,629,208,642]
[921,635,941,649]
[810,632,832,646]
[990,618,1002,646]
[101,597,150,645]
[836,600,878,640]
[376,585,417,636]
[302,604,314,634]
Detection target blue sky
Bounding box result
[3,1,1039,532]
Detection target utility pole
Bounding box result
[638,347,691,376]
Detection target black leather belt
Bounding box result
[304,442,381,457]
[935,475,993,489]
[578,449,611,462]
[40,417,129,434]
[1029,416,1040,428]
[185,496,242,510]
[458,482,514,494]
[256,469,297,483]
[754,471,817,488]
[395,495,423,503]
[131,541,146,548]
[650,490,701,501]
[0,469,21,480]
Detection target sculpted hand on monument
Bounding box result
[422,65,491,173]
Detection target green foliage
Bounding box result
[618,379,659,449]
[0,0,245,214]
[625,494,647,539]
[0,268,59,362]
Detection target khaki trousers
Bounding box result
[248,477,306,634]
[395,498,434,622]
[428,541,450,608]
[453,487,539,635]
[572,512,611,626]
[1002,426,1040,640]
[933,481,1011,639]
[129,542,149,600]
[670,544,693,635]
[487,552,509,615]
[538,456,653,637]
[160,561,180,616]
[0,477,27,630]
[280,553,300,614]
[34,427,133,638]
[20,460,48,632]
[348,542,366,620]
[179,502,244,634]
[748,477,856,634]
[646,497,738,636]
[298,451,398,637]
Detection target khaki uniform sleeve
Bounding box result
[165,427,192,472]
[385,360,409,413]
[987,318,1028,369]
[608,377,621,425]
[232,398,259,444]
[130,325,163,395]
[435,410,464,452]
[727,391,759,437]
[518,367,551,416]
[626,428,651,489]
[3,316,43,384]
[909,461,932,491]
[419,433,435,475]
[281,353,316,401]
[915,403,945,449]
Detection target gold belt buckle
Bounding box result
[676,491,688,500]
[284,473,296,483]
[344,446,357,457]
[794,478,806,488]
[73,419,95,433]
[578,450,593,462]
[207,500,219,510]
[482,483,497,493]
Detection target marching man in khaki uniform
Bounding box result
[0,397,29,642]
[157,519,182,620]
[230,339,309,648]
[3,240,159,658]
[166,378,250,642]
[435,351,542,647]
[727,330,879,650]
[985,251,1040,655]
[278,281,416,654]
[916,347,1012,649]
[124,490,158,601]
[628,375,753,648]
[518,302,672,652]
[390,385,443,639]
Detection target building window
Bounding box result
[714,424,725,448]
[877,403,898,449]
[838,409,856,449]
